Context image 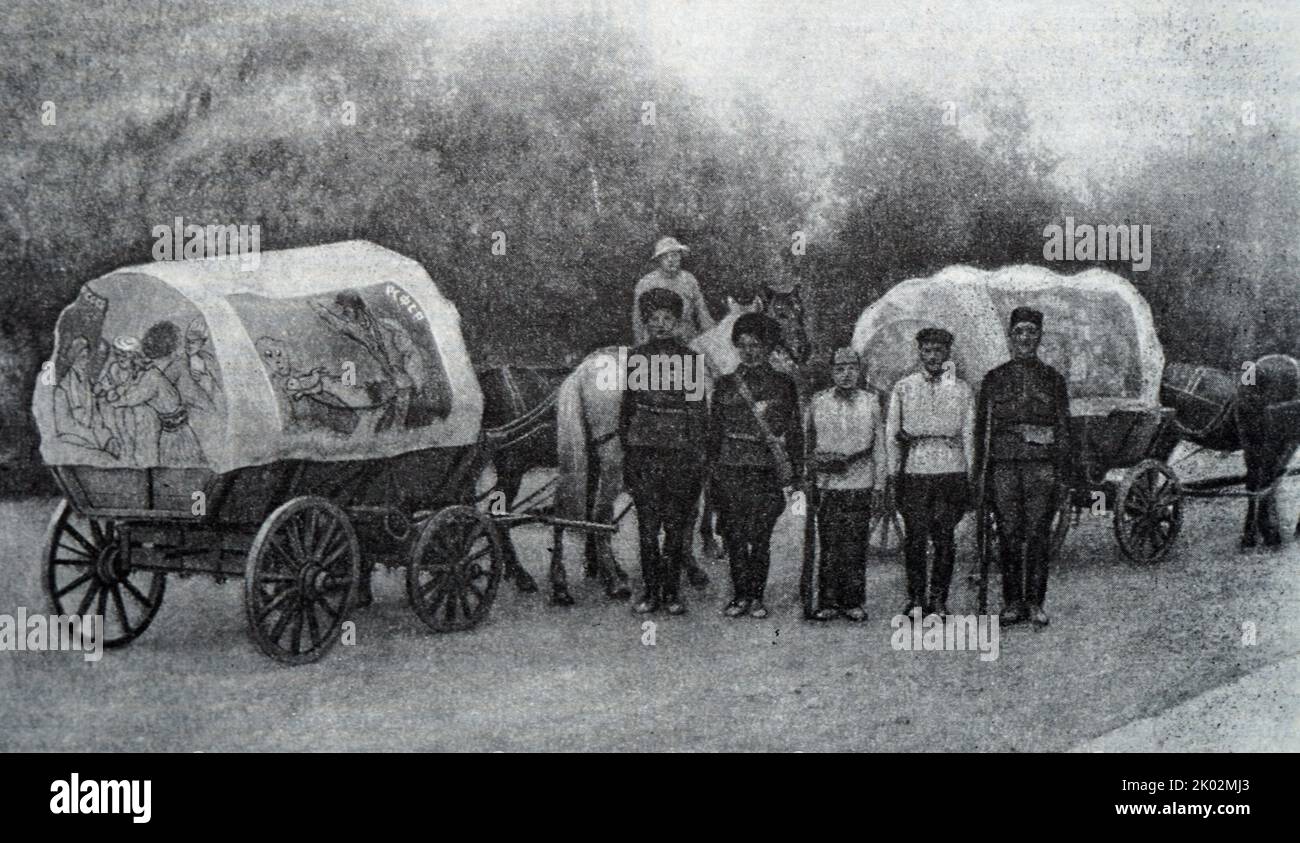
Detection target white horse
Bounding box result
[550,298,765,604]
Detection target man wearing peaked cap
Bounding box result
[632,236,716,345]
[973,306,1071,628]
[886,326,974,618]
[805,346,887,621]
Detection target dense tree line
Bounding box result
[0,2,1294,488]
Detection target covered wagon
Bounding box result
[33,240,506,663]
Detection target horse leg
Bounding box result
[587,439,631,599]
[1241,498,1258,549]
[549,525,574,605]
[583,445,602,580]
[494,464,539,593]
[1259,479,1283,548]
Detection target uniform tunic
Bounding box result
[974,356,1072,609]
[618,337,709,602]
[705,362,803,603]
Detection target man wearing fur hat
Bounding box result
[974,308,1072,628]
[618,288,709,615]
[632,236,715,345]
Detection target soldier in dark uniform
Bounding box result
[618,288,709,615]
[705,312,804,619]
[974,307,1071,627]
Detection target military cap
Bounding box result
[1009,307,1043,330]
[831,346,861,366]
[915,327,954,347]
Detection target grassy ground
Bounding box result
[2,450,1297,752]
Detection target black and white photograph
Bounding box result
[1,0,1296,781]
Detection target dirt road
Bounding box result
[3,454,1297,752]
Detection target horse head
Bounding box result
[761,286,811,366]
[1239,354,1300,408]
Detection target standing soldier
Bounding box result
[705,313,803,619]
[806,347,887,621]
[618,289,709,615]
[886,328,975,618]
[632,237,715,345]
[974,308,1071,627]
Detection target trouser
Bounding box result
[712,466,785,602]
[816,488,872,609]
[624,447,702,602]
[898,472,969,609]
[989,460,1059,608]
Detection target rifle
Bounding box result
[976,397,994,613]
[799,396,821,619]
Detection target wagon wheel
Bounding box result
[44,499,166,648]
[1113,459,1183,564]
[244,496,359,665]
[406,505,504,633]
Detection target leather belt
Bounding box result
[1009,424,1055,445]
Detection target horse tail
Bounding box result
[554,364,590,522]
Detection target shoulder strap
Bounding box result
[734,373,784,450]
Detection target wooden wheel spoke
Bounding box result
[62,522,98,555]
[76,579,101,617]
[56,542,93,560]
[285,518,309,565]
[257,586,297,623]
[419,572,454,603]
[267,535,301,571]
[122,578,155,609]
[314,594,341,623]
[442,587,458,624]
[457,588,474,620]
[96,582,108,619]
[288,607,304,654]
[316,516,341,561]
[321,541,352,571]
[110,584,133,634]
[303,602,321,647]
[88,518,107,546]
[54,570,95,599]
[268,596,298,642]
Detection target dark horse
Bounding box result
[1159,354,1300,548]
[477,364,567,593]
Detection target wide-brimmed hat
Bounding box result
[651,236,690,261]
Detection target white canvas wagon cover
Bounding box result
[851,264,1164,415]
[34,241,482,474]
